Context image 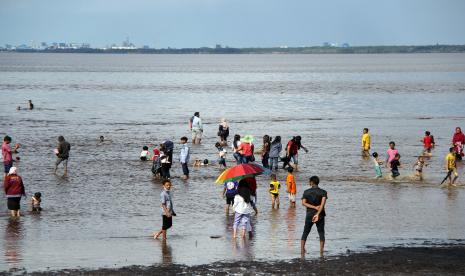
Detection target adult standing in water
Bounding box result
[452,127,465,161]
[218,118,229,145]
[232,134,242,165]
[261,135,271,169]
[269,136,282,171]
[4,167,26,217]
[54,136,71,176]
[284,136,308,171]
[191,112,203,145]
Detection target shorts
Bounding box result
[192,129,202,141]
[56,158,68,168]
[4,162,13,174]
[270,193,279,198]
[449,168,458,177]
[290,154,298,165]
[162,215,172,230]
[226,195,235,205]
[375,166,382,177]
[288,193,296,202]
[7,197,21,210]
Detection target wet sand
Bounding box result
[15,245,464,275]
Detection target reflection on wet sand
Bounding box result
[286,207,297,249]
[4,218,23,269]
[160,240,173,265]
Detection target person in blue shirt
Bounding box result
[179,137,190,180]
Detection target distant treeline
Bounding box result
[3,45,465,54]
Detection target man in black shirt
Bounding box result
[301,175,327,257]
[54,136,71,176]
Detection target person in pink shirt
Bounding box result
[2,136,19,178]
[385,141,399,167]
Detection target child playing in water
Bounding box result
[361,128,371,157]
[286,167,296,207]
[30,192,42,212]
[215,142,227,169]
[153,179,176,240]
[193,159,209,167]
[140,146,151,161]
[422,131,433,156]
[444,147,458,187]
[223,181,238,214]
[413,156,427,180]
[372,152,383,178]
[269,174,280,209]
[390,153,401,178]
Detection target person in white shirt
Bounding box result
[232,180,254,239]
[140,146,151,161]
[191,112,203,144]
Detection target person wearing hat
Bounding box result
[4,167,26,217]
[239,135,255,163]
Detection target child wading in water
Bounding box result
[361,128,371,158]
[269,174,280,209]
[422,131,433,156]
[413,156,427,180]
[30,192,42,212]
[444,147,458,187]
[153,180,176,240]
[140,146,151,161]
[215,142,227,169]
[372,152,383,178]
[390,153,401,179]
[233,180,254,239]
[286,167,296,207]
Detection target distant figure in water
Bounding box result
[99,136,105,143]
[372,152,383,178]
[153,179,175,240]
[218,118,229,144]
[301,176,327,257]
[444,147,458,187]
[28,100,34,110]
[191,112,203,145]
[284,136,308,171]
[361,128,371,158]
[16,106,21,111]
[140,146,151,161]
[422,131,433,156]
[54,136,71,176]
[30,192,42,212]
[452,127,465,161]
[413,156,427,181]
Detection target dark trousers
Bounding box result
[262,153,269,168]
[161,165,171,179]
[301,214,325,241]
[181,162,189,176]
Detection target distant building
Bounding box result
[58,43,67,48]
[142,45,150,49]
[323,42,331,47]
[342,43,350,48]
[81,43,91,49]
[215,44,222,49]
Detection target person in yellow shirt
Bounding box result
[443,147,458,187]
[269,174,280,209]
[361,128,371,157]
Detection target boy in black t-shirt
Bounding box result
[390,153,401,178]
[301,176,327,257]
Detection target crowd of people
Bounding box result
[3,107,464,256]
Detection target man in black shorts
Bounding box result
[301,175,327,257]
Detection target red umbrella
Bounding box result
[215,163,265,184]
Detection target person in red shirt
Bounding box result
[422,131,433,156]
[452,127,465,160]
[239,142,254,164]
[284,136,308,171]
[4,167,26,217]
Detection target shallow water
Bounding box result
[0,53,465,272]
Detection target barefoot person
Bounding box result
[54,136,71,176]
[179,137,190,180]
[153,180,176,240]
[4,167,26,217]
[301,176,327,257]
[284,136,308,171]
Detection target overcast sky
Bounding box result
[1,0,464,48]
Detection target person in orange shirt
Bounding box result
[286,167,297,207]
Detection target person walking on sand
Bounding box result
[54,136,71,176]
[268,136,282,171]
[361,128,371,157]
[191,112,203,145]
[4,167,26,217]
[179,137,190,180]
[153,179,176,240]
[301,176,327,257]
[2,136,20,178]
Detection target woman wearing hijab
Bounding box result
[4,167,25,217]
[452,127,465,160]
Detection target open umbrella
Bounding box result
[215,163,264,184]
